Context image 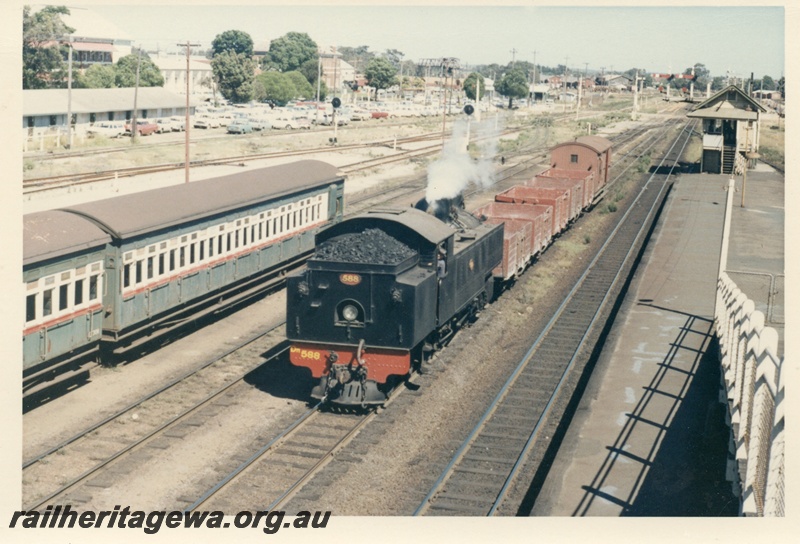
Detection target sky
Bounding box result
[62,2,789,80]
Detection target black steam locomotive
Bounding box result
[286,198,503,406]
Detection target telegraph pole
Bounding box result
[178,41,200,183]
[66,36,73,148]
[131,46,142,143]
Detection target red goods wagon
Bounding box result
[496,185,572,236]
[549,136,612,193]
[481,217,532,280]
[534,169,598,210]
[528,175,584,219]
[474,202,554,280]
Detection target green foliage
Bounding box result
[463,72,486,101]
[23,5,75,89]
[211,30,253,58]
[284,71,314,100]
[338,45,375,72]
[212,50,255,103]
[364,57,397,91]
[77,64,116,88]
[115,51,164,87]
[255,71,296,105]
[497,69,529,108]
[262,32,317,73]
[382,49,404,68]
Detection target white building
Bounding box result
[30,4,134,66]
[152,54,215,96]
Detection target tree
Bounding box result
[211,29,253,58]
[383,48,404,68]
[463,72,486,101]
[497,68,529,108]
[285,71,314,100]
[711,76,726,91]
[23,5,75,89]
[761,75,776,90]
[262,32,317,73]
[115,50,165,87]
[255,71,296,105]
[77,64,116,88]
[211,50,255,103]
[364,57,397,92]
[338,45,375,73]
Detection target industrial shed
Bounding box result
[23,87,196,136]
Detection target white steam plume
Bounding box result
[425,116,505,204]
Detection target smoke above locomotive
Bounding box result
[423,118,500,215]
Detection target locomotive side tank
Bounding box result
[287,207,502,406]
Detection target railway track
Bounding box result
[22,326,290,510]
[412,119,696,516]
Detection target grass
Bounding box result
[758,116,785,172]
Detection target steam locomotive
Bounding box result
[286,197,503,406]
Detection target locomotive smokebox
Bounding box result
[414,193,465,223]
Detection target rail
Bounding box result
[715,272,784,516]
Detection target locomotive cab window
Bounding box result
[570,154,579,163]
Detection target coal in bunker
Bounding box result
[314,228,416,265]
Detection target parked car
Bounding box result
[349,109,370,121]
[247,117,271,131]
[169,116,186,131]
[154,118,175,133]
[227,121,253,134]
[87,121,126,138]
[194,115,220,129]
[371,111,389,119]
[271,117,301,130]
[124,119,158,136]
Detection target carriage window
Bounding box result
[43,289,53,317]
[123,263,132,288]
[158,254,165,275]
[89,275,99,300]
[59,284,69,311]
[135,261,143,284]
[179,247,186,268]
[199,241,205,261]
[189,244,196,265]
[26,294,36,322]
[74,279,84,305]
[147,256,154,279]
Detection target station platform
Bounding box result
[529,163,785,516]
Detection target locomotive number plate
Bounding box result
[340,273,361,285]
